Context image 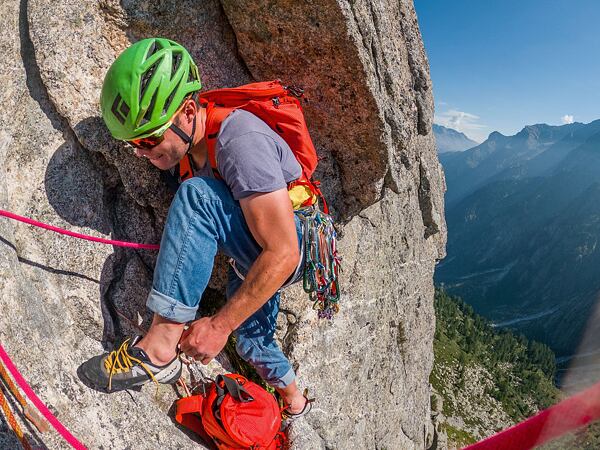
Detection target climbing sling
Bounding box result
[297,207,341,319]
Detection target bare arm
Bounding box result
[180,187,299,362]
[215,188,300,330]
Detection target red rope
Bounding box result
[0,209,159,250]
[464,379,600,449]
[0,343,87,449]
[0,208,157,448]
[0,386,32,450]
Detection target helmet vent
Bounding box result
[172,52,182,78]
[145,41,158,61]
[163,89,177,116]
[140,61,159,101]
[143,90,158,124]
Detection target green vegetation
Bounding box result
[441,423,477,447]
[431,288,559,421]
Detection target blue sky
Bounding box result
[414,0,600,142]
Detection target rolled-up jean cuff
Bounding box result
[270,368,296,389]
[146,288,198,323]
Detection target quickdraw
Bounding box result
[297,207,341,319]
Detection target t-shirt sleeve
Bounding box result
[217,131,288,200]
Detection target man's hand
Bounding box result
[179,316,231,365]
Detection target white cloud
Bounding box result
[435,109,488,142]
[561,114,574,124]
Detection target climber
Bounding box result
[80,37,312,418]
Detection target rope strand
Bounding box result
[0,343,87,449]
[0,361,48,433]
[0,209,159,250]
[0,385,32,450]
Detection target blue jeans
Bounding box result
[146,177,302,388]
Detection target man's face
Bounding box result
[132,125,187,170]
[131,99,196,170]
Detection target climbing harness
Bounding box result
[228,205,342,319]
[297,206,341,319]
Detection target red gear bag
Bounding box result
[175,374,287,450]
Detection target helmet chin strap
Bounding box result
[170,113,197,154]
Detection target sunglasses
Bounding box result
[125,97,191,150]
[125,120,173,150]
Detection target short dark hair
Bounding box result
[173,92,201,126]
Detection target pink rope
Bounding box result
[464,379,600,450]
[0,343,87,449]
[0,209,159,250]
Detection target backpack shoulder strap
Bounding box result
[216,374,254,403]
[204,102,235,171]
[178,155,194,182]
[178,103,231,182]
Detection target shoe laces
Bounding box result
[104,338,158,392]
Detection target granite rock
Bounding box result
[0,0,446,448]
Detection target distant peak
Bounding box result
[516,125,542,139]
[433,124,478,152]
[515,123,578,142]
[488,131,505,139]
[433,124,477,141]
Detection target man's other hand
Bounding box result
[179,316,231,364]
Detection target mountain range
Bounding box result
[433,124,478,153]
[436,120,600,358]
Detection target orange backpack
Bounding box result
[179,80,328,212]
[175,374,287,450]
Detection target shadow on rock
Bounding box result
[45,117,160,354]
[44,137,113,235]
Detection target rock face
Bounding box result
[0,0,446,448]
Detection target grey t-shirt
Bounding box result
[194,109,301,200]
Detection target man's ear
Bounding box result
[183,98,197,124]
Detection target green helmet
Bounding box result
[100,38,202,140]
